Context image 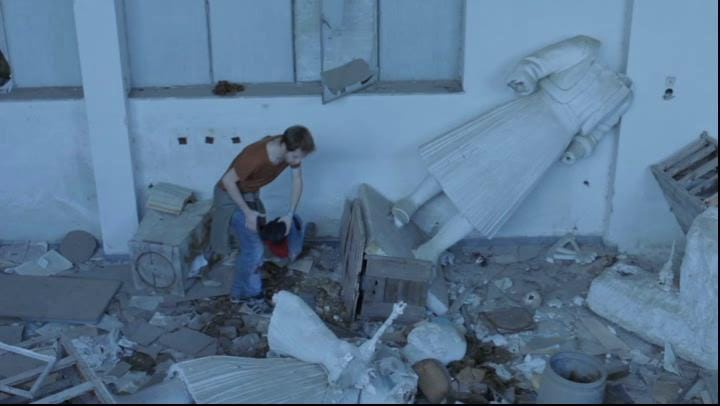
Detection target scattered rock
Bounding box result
[413,359,451,403]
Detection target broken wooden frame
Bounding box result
[0,340,60,400]
[651,131,718,233]
[0,335,115,404]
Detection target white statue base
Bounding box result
[587,208,718,370]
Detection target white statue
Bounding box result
[392,35,634,263]
[268,290,407,389]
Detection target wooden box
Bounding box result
[129,200,212,296]
[651,132,718,232]
[339,196,433,324]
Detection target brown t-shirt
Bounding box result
[220,136,300,193]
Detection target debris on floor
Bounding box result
[5,250,73,277]
[0,216,713,404]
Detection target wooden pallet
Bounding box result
[651,132,718,232]
[0,336,115,404]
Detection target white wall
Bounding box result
[606,0,719,255]
[128,0,631,239]
[6,0,715,254]
[0,100,100,241]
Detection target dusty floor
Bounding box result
[0,239,712,404]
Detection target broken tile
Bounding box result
[288,257,314,274]
[8,250,73,276]
[232,334,261,356]
[129,296,164,312]
[122,321,165,347]
[158,328,216,356]
[218,326,237,340]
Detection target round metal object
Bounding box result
[59,230,98,264]
[135,252,176,289]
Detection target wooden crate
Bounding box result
[129,200,212,296]
[339,198,432,324]
[360,255,433,323]
[651,132,718,233]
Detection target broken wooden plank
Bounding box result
[341,200,366,321]
[60,337,116,404]
[0,275,121,324]
[364,255,433,282]
[0,332,62,357]
[30,381,95,404]
[0,342,55,363]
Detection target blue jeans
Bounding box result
[229,210,306,299]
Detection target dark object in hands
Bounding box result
[257,217,287,243]
[0,49,11,86]
[213,80,245,96]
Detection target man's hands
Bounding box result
[279,214,293,237]
[245,210,265,232]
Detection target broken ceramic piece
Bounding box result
[402,319,466,365]
[545,234,598,265]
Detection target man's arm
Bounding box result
[221,170,264,231]
[289,167,303,216]
[280,167,303,236]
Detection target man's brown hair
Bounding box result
[281,125,315,153]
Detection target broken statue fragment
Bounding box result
[391,35,634,263]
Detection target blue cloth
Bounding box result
[229,210,305,299]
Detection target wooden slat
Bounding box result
[652,169,707,233]
[0,333,61,357]
[661,135,712,173]
[360,302,425,324]
[689,173,718,196]
[338,199,352,255]
[60,337,116,404]
[0,342,55,363]
[362,277,386,304]
[669,143,716,177]
[30,382,95,404]
[678,156,717,186]
[341,200,367,321]
[364,255,433,281]
[0,383,32,399]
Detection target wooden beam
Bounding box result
[30,382,95,404]
[59,337,116,404]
